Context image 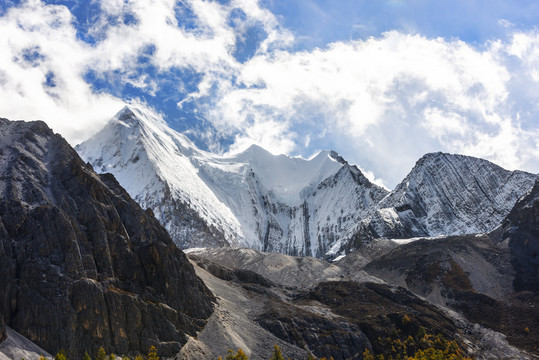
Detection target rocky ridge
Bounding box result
[0,118,214,359]
[346,152,537,250]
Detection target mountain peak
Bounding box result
[240,143,273,157]
[328,150,347,165]
[117,105,136,117]
[110,105,140,126]
[111,105,156,128]
[415,151,447,164]
[372,151,539,239]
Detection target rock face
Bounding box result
[494,180,539,293]
[345,152,538,252]
[0,119,214,359]
[364,233,539,355]
[0,318,5,343]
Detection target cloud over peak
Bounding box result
[1,0,538,187]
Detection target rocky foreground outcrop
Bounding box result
[0,119,214,359]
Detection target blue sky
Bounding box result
[1,0,539,188]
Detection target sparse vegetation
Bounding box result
[48,346,160,360]
[269,345,284,360]
[362,327,473,360]
[95,347,106,360]
[225,348,249,360]
[218,331,472,360]
[147,346,159,360]
[54,349,67,360]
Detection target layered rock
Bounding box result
[345,152,538,252]
[0,118,214,359]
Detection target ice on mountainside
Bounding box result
[77,106,538,259]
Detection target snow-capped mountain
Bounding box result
[76,106,387,256]
[342,152,538,253]
[77,106,538,258]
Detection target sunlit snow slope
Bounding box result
[77,106,387,256]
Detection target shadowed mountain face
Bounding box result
[0,119,214,359]
[495,180,539,293]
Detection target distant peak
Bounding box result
[414,152,449,166]
[111,105,167,130]
[238,143,275,158]
[114,105,139,123]
[244,143,267,152]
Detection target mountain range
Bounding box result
[0,112,538,359]
[77,106,538,259]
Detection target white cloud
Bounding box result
[0,0,124,143]
[0,0,289,144]
[1,0,539,187]
[201,31,539,186]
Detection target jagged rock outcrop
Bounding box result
[0,118,214,359]
[345,153,538,252]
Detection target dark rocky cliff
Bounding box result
[0,119,214,359]
[494,179,539,293]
